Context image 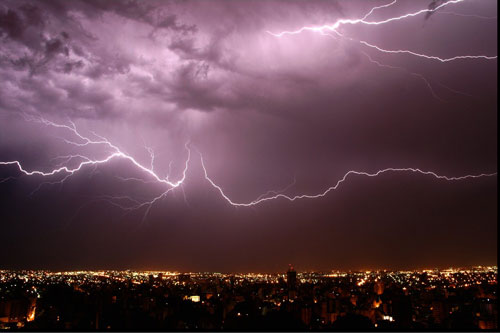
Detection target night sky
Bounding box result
[0,0,497,272]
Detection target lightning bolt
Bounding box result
[267,0,497,62]
[0,117,496,215]
[0,115,189,188]
[359,0,398,21]
[200,154,496,207]
[0,115,193,222]
[357,40,496,63]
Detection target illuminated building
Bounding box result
[189,296,200,303]
[0,298,36,324]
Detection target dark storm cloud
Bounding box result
[0,9,25,39]
[0,0,195,117]
[0,0,497,271]
[0,0,367,121]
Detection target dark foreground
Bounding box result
[0,267,497,331]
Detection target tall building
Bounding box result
[287,264,297,291]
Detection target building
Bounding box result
[0,298,36,326]
[287,265,297,291]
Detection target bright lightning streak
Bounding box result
[267,0,464,37]
[0,116,190,188]
[267,0,497,62]
[0,152,124,177]
[0,115,194,222]
[359,0,398,20]
[357,40,497,63]
[110,145,192,220]
[0,117,496,215]
[200,154,496,207]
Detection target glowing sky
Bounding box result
[0,0,497,272]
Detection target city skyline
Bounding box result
[0,267,497,330]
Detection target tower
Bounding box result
[287,264,297,291]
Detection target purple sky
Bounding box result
[0,0,497,272]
